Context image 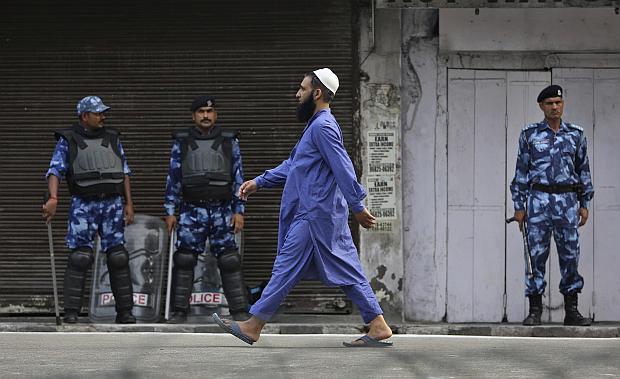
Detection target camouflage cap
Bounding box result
[77,96,111,115]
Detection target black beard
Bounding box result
[296,95,315,123]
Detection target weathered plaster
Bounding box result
[440,8,620,52]
[401,9,448,321]
[359,6,404,320]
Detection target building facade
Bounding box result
[358,0,620,322]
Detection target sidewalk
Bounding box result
[1,315,619,337]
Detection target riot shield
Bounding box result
[89,214,167,323]
[186,250,229,323]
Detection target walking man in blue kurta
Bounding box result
[213,68,393,347]
[510,85,594,326]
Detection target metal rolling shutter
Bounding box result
[0,0,358,315]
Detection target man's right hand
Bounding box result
[165,215,177,234]
[514,210,526,231]
[239,180,258,201]
[42,198,58,224]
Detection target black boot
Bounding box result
[166,249,197,324]
[217,251,250,321]
[106,246,136,324]
[167,310,188,324]
[231,311,251,321]
[115,310,137,324]
[230,311,252,321]
[63,248,94,324]
[63,310,79,324]
[522,294,542,326]
[563,293,592,326]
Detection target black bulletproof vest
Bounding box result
[174,126,235,202]
[54,125,125,198]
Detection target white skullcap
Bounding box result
[313,68,339,94]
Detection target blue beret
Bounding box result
[537,85,563,103]
[190,95,216,112]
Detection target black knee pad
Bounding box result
[105,245,129,269]
[173,248,197,269]
[217,251,242,272]
[68,247,94,271]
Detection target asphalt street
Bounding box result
[1,332,619,378]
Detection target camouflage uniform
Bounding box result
[510,120,594,296]
[164,137,244,256]
[164,125,248,321]
[47,134,131,251]
[46,95,136,324]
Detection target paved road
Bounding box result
[1,333,619,378]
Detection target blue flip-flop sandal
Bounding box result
[212,313,255,345]
[343,335,393,348]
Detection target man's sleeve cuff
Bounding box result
[164,204,176,216]
[254,176,265,188]
[513,202,526,211]
[580,200,590,209]
[46,170,61,180]
[351,203,365,214]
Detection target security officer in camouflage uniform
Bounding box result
[510,85,594,326]
[164,95,249,323]
[42,96,137,324]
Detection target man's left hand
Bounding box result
[125,203,135,225]
[231,213,244,233]
[578,207,588,227]
[354,208,377,229]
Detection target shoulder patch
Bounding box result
[522,123,539,131]
[566,123,583,132]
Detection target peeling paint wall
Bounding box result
[359,5,404,320]
[401,9,446,321]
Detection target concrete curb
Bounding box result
[395,324,620,338]
[1,322,619,337]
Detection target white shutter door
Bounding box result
[591,69,620,321]
[556,68,620,322]
[447,70,507,322]
[448,69,552,322]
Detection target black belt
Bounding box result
[531,183,583,194]
[74,172,124,181]
[185,199,226,207]
[76,193,120,201]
